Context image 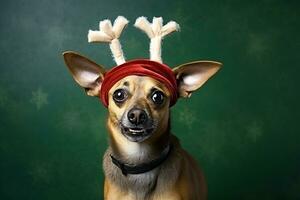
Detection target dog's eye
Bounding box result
[113,89,128,103]
[151,90,164,105]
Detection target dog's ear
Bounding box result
[63,51,106,96]
[173,61,222,98]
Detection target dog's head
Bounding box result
[63,16,221,144]
[63,52,221,143]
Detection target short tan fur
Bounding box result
[63,51,221,200]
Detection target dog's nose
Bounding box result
[127,108,148,126]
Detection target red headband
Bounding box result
[100,59,178,107]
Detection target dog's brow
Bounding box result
[123,81,129,86]
[150,87,163,94]
[151,82,165,91]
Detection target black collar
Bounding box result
[110,144,172,176]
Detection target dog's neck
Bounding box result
[107,118,171,165]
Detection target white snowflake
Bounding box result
[246,121,263,142]
[30,87,48,110]
[178,106,197,129]
[198,121,226,163]
[247,33,269,60]
[28,162,51,184]
[47,25,70,49]
[171,4,193,33]
[60,110,83,131]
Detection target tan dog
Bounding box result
[63,16,221,200]
[63,51,221,200]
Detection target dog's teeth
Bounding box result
[129,129,144,133]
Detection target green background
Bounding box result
[0,0,299,199]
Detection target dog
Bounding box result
[62,16,221,200]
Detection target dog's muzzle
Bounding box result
[120,108,155,142]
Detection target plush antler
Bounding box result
[134,16,180,63]
[88,16,129,65]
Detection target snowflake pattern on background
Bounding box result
[59,110,83,131]
[178,106,197,129]
[246,120,263,142]
[247,33,269,60]
[30,87,49,110]
[197,121,227,163]
[196,118,264,164]
[28,162,52,184]
[171,3,193,33]
[47,25,70,49]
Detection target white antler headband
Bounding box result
[134,16,180,63]
[88,16,129,65]
[88,16,179,65]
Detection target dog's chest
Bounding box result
[127,170,159,191]
[104,154,159,198]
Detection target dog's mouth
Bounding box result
[121,125,154,142]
